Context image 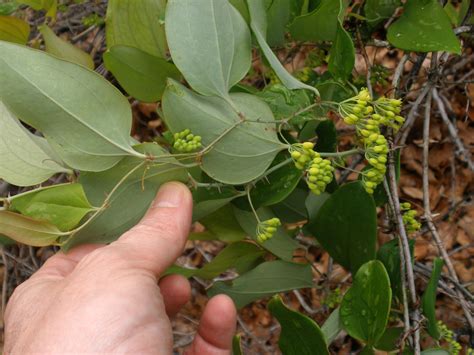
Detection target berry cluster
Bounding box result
[173,129,202,152]
[438,321,462,355]
[256,218,281,243]
[290,142,334,195]
[339,88,405,194]
[401,202,421,233]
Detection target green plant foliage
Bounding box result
[162,79,285,184]
[200,205,247,243]
[387,0,461,54]
[166,0,251,100]
[268,295,329,355]
[63,143,187,249]
[0,2,19,16]
[315,120,337,153]
[103,45,181,102]
[19,0,56,17]
[9,183,94,232]
[246,0,318,95]
[308,181,377,273]
[421,258,444,340]
[272,187,308,223]
[321,307,342,344]
[289,0,339,41]
[233,206,298,261]
[106,0,167,58]
[421,350,451,355]
[364,0,400,26]
[0,15,30,44]
[265,0,292,47]
[374,327,403,351]
[0,101,70,186]
[232,334,243,355]
[192,186,244,221]
[0,210,62,246]
[208,260,313,308]
[166,241,265,279]
[39,25,94,69]
[0,41,141,172]
[328,22,355,79]
[340,260,392,346]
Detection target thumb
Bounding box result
[106,182,193,276]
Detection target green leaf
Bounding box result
[62,143,187,249]
[246,0,318,96]
[421,349,451,355]
[232,334,243,355]
[0,101,70,186]
[364,0,400,26]
[0,15,29,44]
[308,181,377,273]
[289,0,340,41]
[305,192,330,221]
[106,0,167,58]
[39,25,94,69]
[387,0,461,54]
[162,79,285,184]
[272,187,308,223]
[377,238,414,301]
[9,183,94,232]
[321,307,342,344]
[233,206,298,261]
[165,0,251,99]
[229,0,250,23]
[268,295,329,355]
[0,235,16,246]
[0,210,62,246]
[208,260,313,308]
[19,0,56,16]
[340,260,392,346]
[374,327,403,351]
[0,41,139,172]
[0,2,19,16]
[315,120,337,153]
[200,205,247,243]
[103,45,181,102]
[166,242,265,279]
[193,186,244,221]
[265,0,292,46]
[328,22,355,79]
[421,258,444,340]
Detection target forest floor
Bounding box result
[0,1,473,354]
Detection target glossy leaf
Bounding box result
[104,45,181,102]
[387,0,461,54]
[268,295,329,355]
[246,0,318,95]
[0,101,70,186]
[340,260,392,346]
[200,205,247,243]
[0,41,139,172]
[321,307,342,344]
[166,242,265,279]
[63,144,187,249]
[166,0,251,99]
[0,15,29,44]
[308,181,377,273]
[162,79,285,184]
[328,22,355,79]
[233,206,298,261]
[193,186,244,221]
[9,183,94,232]
[0,211,61,247]
[39,25,94,69]
[289,0,339,41]
[208,260,313,308]
[106,0,167,58]
[421,258,444,340]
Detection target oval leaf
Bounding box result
[106,0,167,58]
[340,260,392,346]
[104,45,181,102]
[0,101,70,186]
[308,181,377,274]
[39,25,94,69]
[166,0,251,98]
[328,22,355,79]
[162,79,285,184]
[0,15,30,44]
[208,260,313,308]
[0,41,140,171]
[421,258,444,340]
[0,210,61,246]
[269,295,329,355]
[387,0,461,54]
[9,183,94,232]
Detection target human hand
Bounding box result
[4,182,237,354]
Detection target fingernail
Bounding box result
[154,182,186,208]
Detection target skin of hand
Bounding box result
[4,182,237,354]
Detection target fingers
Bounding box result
[107,182,193,276]
[185,295,237,355]
[159,274,191,317]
